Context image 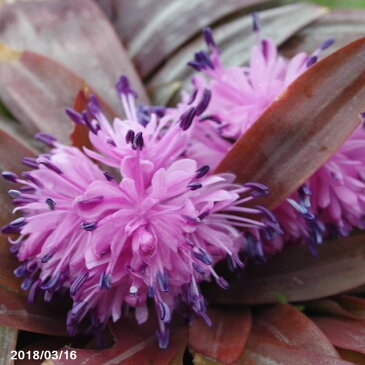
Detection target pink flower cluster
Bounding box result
[1,76,277,347]
[182,20,365,255]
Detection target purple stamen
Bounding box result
[320,37,335,51]
[156,327,170,349]
[13,196,37,206]
[81,222,97,231]
[41,251,54,263]
[133,132,144,151]
[103,171,114,181]
[65,108,84,125]
[70,272,89,296]
[71,300,87,317]
[21,172,42,188]
[126,129,135,144]
[203,27,216,50]
[188,51,214,71]
[41,271,62,290]
[82,111,98,135]
[252,12,260,32]
[88,94,102,119]
[244,182,268,197]
[45,198,56,210]
[306,55,318,67]
[21,277,33,291]
[8,190,21,198]
[22,157,38,168]
[157,271,169,292]
[34,132,57,147]
[1,217,26,234]
[28,279,41,303]
[78,195,104,207]
[116,75,138,98]
[14,264,27,277]
[193,248,212,265]
[179,107,197,131]
[159,301,171,324]
[187,87,198,105]
[216,276,229,289]
[195,89,212,116]
[99,271,111,289]
[199,115,222,124]
[195,165,210,179]
[188,182,202,191]
[38,160,62,174]
[360,112,365,127]
[148,286,155,298]
[106,139,116,147]
[2,171,18,183]
[192,262,205,275]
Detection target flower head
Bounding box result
[179,18,365,254]
[1,76,276,347]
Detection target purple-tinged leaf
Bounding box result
[96,0,287,78]
[204,234,365,305]
[0,0,148,112]
[215,37,365,210]
[149,2,327,105]
[189,308,251,364]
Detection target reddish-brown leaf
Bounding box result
[204,234,365,305]
[306,296,365,320]
[189,308,251,364]
[215,37,365,210]
[251,304,339,357]
[312,316,365,355]
[0,0,148,112]
[149,2,327,105]
[240,336,353,365]
[0,48,85,143]
[48,318,187,365]
[96,0,287,78]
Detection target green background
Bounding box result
[309,0,365,7]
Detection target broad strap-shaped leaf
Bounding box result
[0,47,85,143]
[0,0,148,111]
[49,319,187,365]
[204,234,365,305]
[0,130,68,336]
[0,326,17,365]
[312,316,365,355]
[306,295,365,320]
[96,0,287,78]
[251,304,339,357]
[189,308,251,364]
[149,2,327,105]
[215,37,365,210]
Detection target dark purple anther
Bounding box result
[14,264,27,277]
[9,242,21,254]
[2,171,18,183]
[106,139,116,147]
[71,300,87,317]
[156,327,170,350]
[192,262,205,275]
[21,171,43,188]
[159,301,172,324]
[38,160,62,174]
[217,276,229,289]
[187,87,198,105]
[255,205,277,224]
[82,111,98,135]
[8,190,21,198]
[125,129,135,144]
[35,132,57,147]
[148,286,155,298]
[99,271,111,289]
[320,37,335,51]
[179,107,197,131]
[21,277,33,291]
[78,195,104,207]
[261,39,270,61]
[65,108,84,125]
[41,271,62,290]
[199,115,222,124]
[88,94,102,118]
[13,196,37,206]
[103,171,114,181]
[188,51,214,71]
[244,182,268,197]
[133,132,144,151]
[116,75,138,98]
[188,182,202,191]
[81,222,97,231]
[41,251,54,263]
[28,279,41,303]
[70,272,89,296]
[157,271,169,292]
[45,198,56,210]
[195,89,212,116]
[195,165,210,179]
[306,55,318,67]
[22,157,38,168]
[360,112,365,128]
[203,27,216,50]
[252,12,260,32]
[198,211,209,220]
[1,217,26,234]
[193,248,212,265]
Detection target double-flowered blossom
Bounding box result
[1,76,278,348]
[182,17,365,255]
